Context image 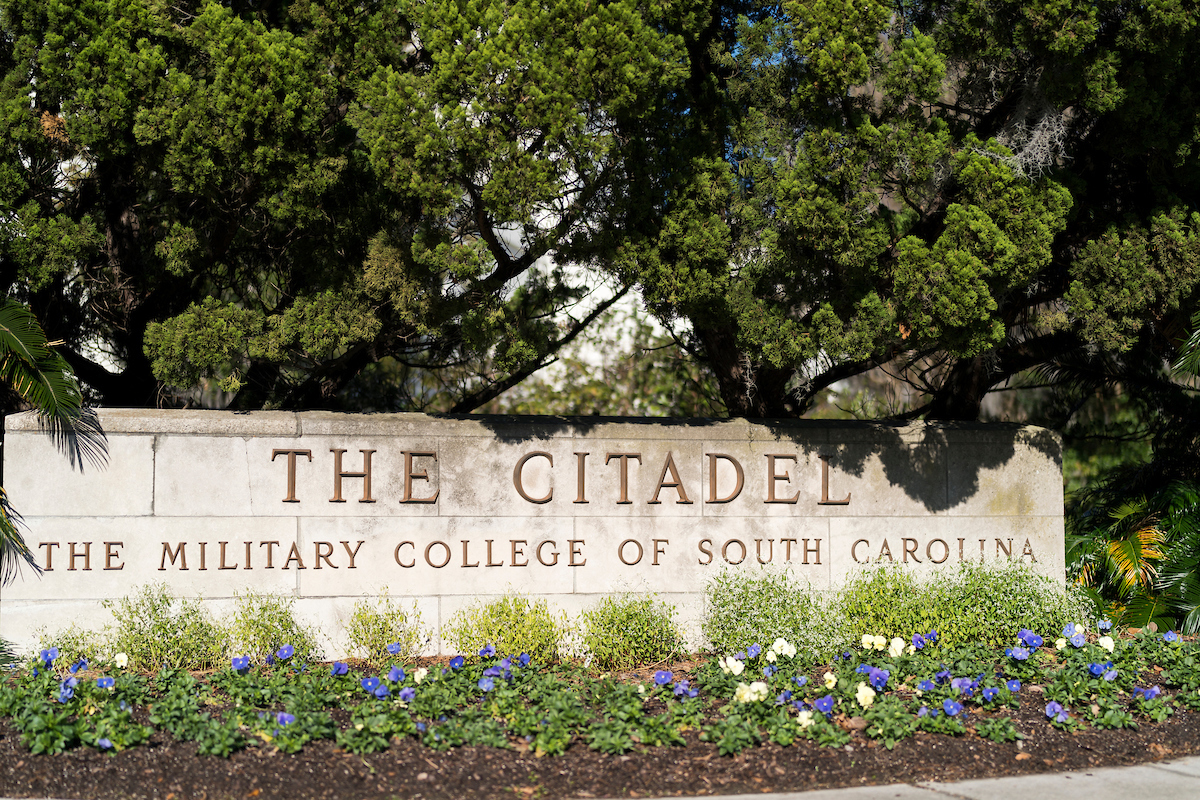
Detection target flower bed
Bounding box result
[5,620,1199,767]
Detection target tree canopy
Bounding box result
[2,0,1198,421]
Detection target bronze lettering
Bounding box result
[958,538,965,561]
[706,453,744,503]
[818,455,850,505]
[485,539,503,567]
[618,539,643,565]
[395,541,416,568]
[574,452,589,503]
[927,539,949,564]
[68,541,90,571]
[604,453,641,504]
[756,538,773,564]
[652,538,668,565]
[722,539,747,565]
[159,542,187,571]
[698,539,714,565]
[341,540,365,568]
[330,448,375,503]
[851,538,869,563]
[402,451,439,503]
[511,540,529,567]
[803,538,821,565]
[283,542,307,569]
[902,537,920,563]
[513,452,553,504]
[568,539,586,566]
[244,541,252,570]
[765,455,799,503]
[461,540,479,567]
[649,451,692,504]
[199,541,207,570]
[878,539,894,561]
[104,541,124,570]
[271,449,312,503]
[781,538,797,561]
[1021,538,1037,562]
[979,538,986,559]
[996,538,1013,558]
[260,541,280,568]
[38,541,59,570]
[425,541,451,568]
[536,540,559,566]
[218,541,238,570]
[314,541,336,569]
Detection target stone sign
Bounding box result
[1,410,1064,655]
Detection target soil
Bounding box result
[1,659,1198,800]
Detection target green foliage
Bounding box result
[703,562,1090,657]
[37,624,106,668]
[103,583,228,671]
[346,592,427,668]
[702,567,837,661]
[445,595,562,663]
[974,717,1023,744]
[580,594,683,669]
[227,590,322,664]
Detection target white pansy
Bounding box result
[824,671,837,690]
[1098,636,1115,653]
[766,650,777,663]
[906,645,916,655]
[861,634,874,649]
[413,667,428,684]
[871,635,887,651]
[856,681,876,708]
[888,637,906,658]
[727,657,745,676]
[734,681,769,703]
[796,710,815,729]
[718,657,730,674]
[1055,638,1068,650]
[771,638,796,658]
[114,653,128,669]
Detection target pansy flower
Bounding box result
[982,687,998,702]
[746,644,761,658]
[478,676,495,692]
[96,677,115,690]
[388,666,405,683]
[1006,679,1021,692]
[373,684,390,699]
[449,655,465,670]
[1045,701,1068,723]
[232,656,251,674]
[1164,631,1179,643]
[360,676,381,693]
[40,648,59,666]
[654,670,673,686]
[276,644,294,660]
[518,653,531,667]
[398,687,416,702]
[276,712,295,726]
[479,644,496,658]
[918,679,936,693]
[942,699,963,717]
[814,695,835,715]
[330,662,349,676]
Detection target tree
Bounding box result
[0,0,678,410]
[0,300,104,583]
[610,0,1200,420]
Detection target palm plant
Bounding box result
[0,299,106,584]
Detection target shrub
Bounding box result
[37,624,106,667]
[836,561,1092,648]
[103,583,228,671]
[702,567,841,663]
[580,594,683,669]
[227,590,322,664]
[445,595,561,663]
[346,591,427,667]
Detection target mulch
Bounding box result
[0,660,1198,800]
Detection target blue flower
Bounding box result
[1103,669,1118,682]
[814,695,835,715]
[1045,701,1068,723]
[1070,632,1086,647]
[1098,619,1113,632]
[232,656,251,673]
[482,666,502,678]
[388,666,405,683]
[416,722,426,732]
[950,677,974,692]
[499,656,513,670]
[673,680,698,698]
[763,666,776,677]
[747,644,762,658]
[69,658,88,674]
[276,712,295,726]
[276,644,294,660]
[386,642,402,655]
[982,687,998,702]
[917,705,929,717]
[935,669,951,685]
[373,684,390,699]
[1062,624,1076,637]
[265,654,275,666]
[96,677,115,690]
[776,690,792,705]
[361,676,381,692]
[1008,646,1030,661]
[867,667,890,691]
[398,687,416,702]
[1088,662,1105,677]
[40,647,58,665]
[654,670,673,685]
[479,644,496,658]
[1017,630,1044,648]
[449,656,465,670]
[1134,685,1162,700]
[942,699,963,717]
[793,676,808,688]
[1006,679,1021,692]
[855,663,871,674]
[733,651,747,661]
[1164,631,1179,643]
[911,633,925,650]
[97,738,113,751]
[478,677,495,692]
[519,653,531,667]
[925,631,938,644]
[330,662,349,676]
[918,679,936,692]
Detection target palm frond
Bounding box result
[0,487,39,585]
[1172,310,1200,377]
